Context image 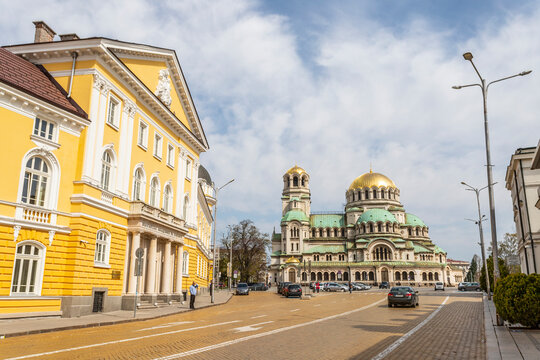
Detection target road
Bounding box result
[0,289,485,360]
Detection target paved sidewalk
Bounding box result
[0,290,232,338]
[484,296,540,360]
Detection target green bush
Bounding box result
[480,256,509,292]
[493,273,540,328]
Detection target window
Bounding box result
[149,177,160,207]
[133,168,144,201]
[163,184,173,213]
[182,251,189,274]
[11,242,45,295]
[153,133,162,159]
[167,144,175,167]
[107,96,120,127]
[138,121,148,148]
[94,230,110,265]
[21,157,49,207]
[183,194,190,220]
[185,159,192,179]
[33,118,55,141]
[100,151,112,190]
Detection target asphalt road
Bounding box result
[0,288,484,360]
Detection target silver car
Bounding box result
[236,282,250,295]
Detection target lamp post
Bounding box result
[211,179,234,303]
[461,181,492,300]
[453,52,531,292]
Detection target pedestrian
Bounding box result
[189,281,198,309]
[349,281,352,294]
[316,282,320,293]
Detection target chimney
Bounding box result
[59,33,80,41]
[33,21,56,43]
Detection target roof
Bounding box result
[310,214,345,228]
[357,208,398,224]
[281,210,310,224]
[346,207,362,213]
[285,257,300,264]
[285,165,307,176]
[303,245,346,254]
[0,48,87,118]
[349,169,397,190]
[198,165,212,184]
[413,243,431,253]
[433,245,446,254]
[404,213,426,227]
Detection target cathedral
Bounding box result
[270,166,465,286]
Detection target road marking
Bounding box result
[314,304,321,307]
[250,314,267,319]
[290,309,300,312]
[232,321,274,333]
[153,297,387,359]
[371,296,450,360]
[136,321,195,331]
[4,320,241,360]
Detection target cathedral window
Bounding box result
[377,223,382,232]
[293,176,298,187]
[364,189,369,199]
[301,177,305,186]
[406,254,409,260]
[296,243,298,251]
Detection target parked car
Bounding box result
[248,282,268,291]
[388,286,419,307]
[286,284,302,298]
[350,283,364,291]
[358,282,372,290]
[462,282,481,291]
[325,282,346,292]
[458,282,469,291]
[434,282,445,291]
[281,283,294,297]
[379,281,390,289]
[277,282,291,294]
[236,282,250,295]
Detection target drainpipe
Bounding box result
[67,51,78,97]
[513,168,529,274]
[519,159,537,273]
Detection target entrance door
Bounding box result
[92,291,105,312]
[381,268,389,282]
[288,269,296,282]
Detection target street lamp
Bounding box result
[461,181,493,300]
[453,52,531,292]
[211,179,234,303]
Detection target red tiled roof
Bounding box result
[0,48,87,119]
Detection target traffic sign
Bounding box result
[135,247,144,259]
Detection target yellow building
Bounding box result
[0,22,214,318]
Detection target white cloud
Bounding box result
[2,0,538,260]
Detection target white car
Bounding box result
[434,282,444,291]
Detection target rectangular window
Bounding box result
[154,133,162,159]
[167,144,175,167]
[186,159,192,179]
[106,96,120,127]
[138,121,148,149]
[33,118,55,141]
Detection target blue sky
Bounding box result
[1,0,539,261]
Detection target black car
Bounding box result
[379,281,390,289]
[278,282,291,294]
[285,284,302,298]
[388,286,419,307]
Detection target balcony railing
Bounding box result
[14,204,56,225]
[129,201,185,229]
[101,190,114,204]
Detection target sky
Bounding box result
[1,0,539,261]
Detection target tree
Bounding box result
[222,219,270,283]
[499,233,518,259]
[480,255,509,292]
[466,256,478,282]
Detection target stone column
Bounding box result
[81,74,105,182]
[162,240,172,294]
[175,244,184,293]
[128,232,140,294]
[146,236,158,294]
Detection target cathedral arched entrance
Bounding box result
[288,268,296,282]
[381,268,389,282]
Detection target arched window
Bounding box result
[311,272,316,281]
[21,157,49,207]
[319,229,323,237]
[395,272,401,281]
[416,228,419,236]
[11,241,45,295]
[330,272,336,281]
[368,271,374,281]
[182,251,189,274]
[302,272,307,281]
[149,177,160,207]
[323,272,329,281]
[182,194,190,220]
[317,272,322,281]
[351,192,355,201]
[422,272,427,281]
[402,271,407,280]
[369,223,374,233]
[100,151,112,190]
[428,272,434,281]
[409,271,415,281]
[373,188,378,199]
[163,184,173,213]
[365,189,369,199]
[312,229,316,237]
[94,230,110,265]
[434,273,439,281]
[362,271,367,281]
[301,177,305,186]
[293,176,298,187]
[377,223,382,232]
[133,168,144,201]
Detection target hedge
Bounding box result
[493,273,540,328]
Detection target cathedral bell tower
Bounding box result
[280,165,311,255]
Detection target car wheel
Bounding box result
[342,289,346,292]
[388,303,392,308]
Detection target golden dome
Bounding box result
[285,257,300,264]
[349,169,396,190]
[286,165,306,176]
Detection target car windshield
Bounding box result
[238,283,248,288]
[436,282,443,285]
[289,285,301,289]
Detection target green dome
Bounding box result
[281,210,309,224]
[405,213,426,227]
[357,209,398,224]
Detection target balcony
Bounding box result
[128,201,187,241]
[15,204,56,225]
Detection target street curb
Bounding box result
[1,294,233,339]
[484,295,502,360]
